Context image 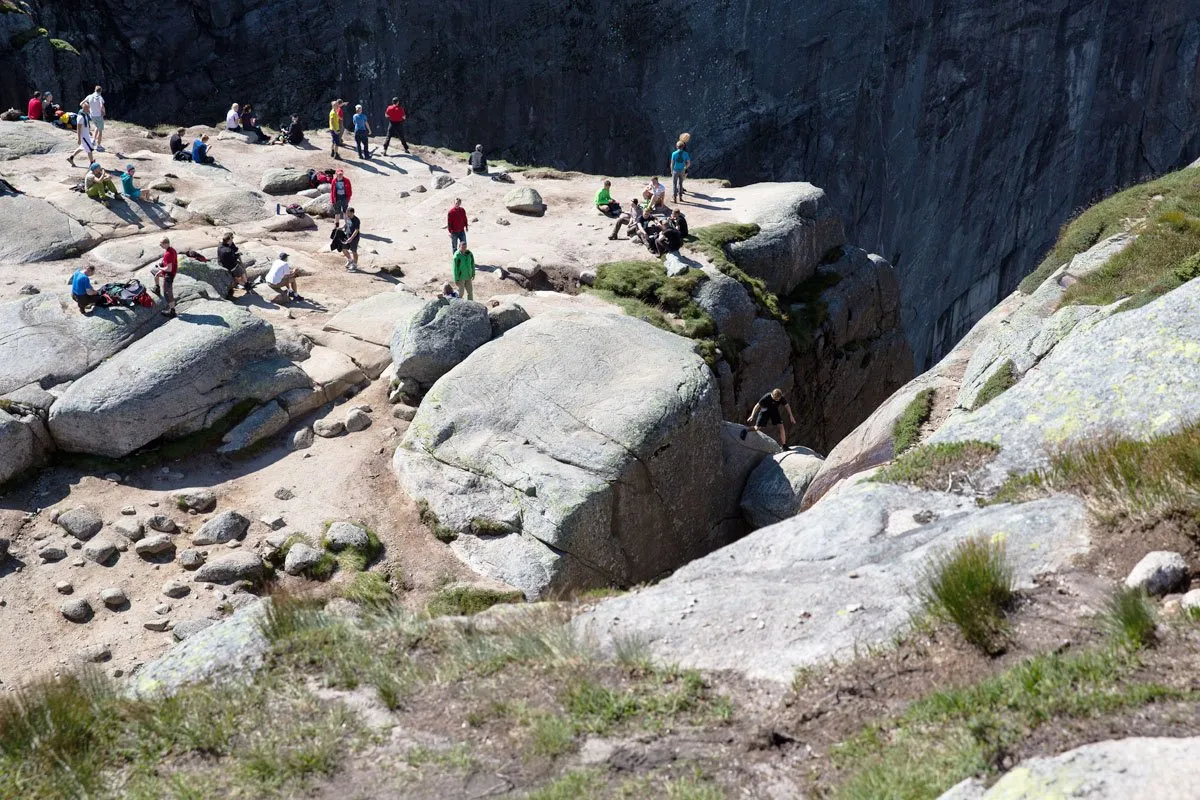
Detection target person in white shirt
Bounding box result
[225,103,241,131]
[82,85,105,150]
[643,176,667,212]
[67,100,96,167]
[265,253,303,302]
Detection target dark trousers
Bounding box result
[354,130,369,158]
[73,293,100,313]
[384,121,408,152]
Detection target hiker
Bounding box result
[383,97,409,155]
[447,198,468,254]
[595,179,620,216]
[286,113,305,145]
[747,388,798,446]
[452,240,476,300]
[169,127,190,160]
[652,223,683,255]
[240,104,267,142]
[67,100,96,167]
[84,163,118,202]
[441,282,460,299]
[670,140,691,203]
[328,99,343,159]
[342,207,361,272]
[117,163,140,199]
[265,253,304,301]
[468,144,488,175]
[643,177,667,212]
[225,102,242,131]
[41,92,60,124]
[83,85,106,151]
[192,134,215,165]
[70,265,100,314]
[217,231,249,293]
[668,207,688,238]
[329,169,351,222]
[351,104,371,158]
[153,237,179,317]
[26,91,42,122]
[609,198,644,240]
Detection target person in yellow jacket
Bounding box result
[328,99,343,160]
[452,241,476,300]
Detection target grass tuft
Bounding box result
[426,585,523,617]
[342,571,394,607]
[873,441,999,491]
[971,360,1017,410]
[416,498,458,542]
[893,388,935,456]
[1102,586,1157,650]
[917,537,1015,655]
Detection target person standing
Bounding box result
[447,198,468,254]
[452,241,476,300]
[746,388,797,446]
[26,91,42,122]
[351,104,372,159]
[83,85,106,151]
[383,97,409,155]
[342,207,361,272]
[670,140,691,203]
[70,265,100,314]
[328,99,343,159]
[67,100,96,167]
[329,169,352,222]
[153,237,179,317]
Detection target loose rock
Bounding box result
[135,534,175,557]
[78,644,111,663]
[179,549,206,570]
[169,488,218,513]
[1125,551,1189,596]
[291,427,315,450]
[82,536,118,565]
[57,507,103,541]
[99,587,127,608]
[392,404,418,422]
[284,543,326,576]
[192,510,251,546]
[344,409,372,433]
[163,580,190,599]
[504,186,546,216]
[314,419,345,438]
[113,518,144,540]
[143,618,171,632]
[55,580,73,594]
[194,552,264,585]
[39,545,67,562]
[172,618,216,641]
[147,515,178,533]
[60,598,93,623]
[324,522,370,553]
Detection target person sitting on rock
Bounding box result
[468,144,488,175]
[116,163,141,200]
[192,134,215,165]
[225,102,242,132]
[83,162,118,202]
[652,223,683,256]
[26,91,42,123]
[67,100,97,167]
[595,179,620,216]
[642,176,667,212]
[217,231,250,294]
[609,198,644,240]
[153,236,179,317]
[667,207,688,238]
[286,113,305,146]
[452,240,476,300]
[70,264,100,314]
[265,252,304,302]
[747,388,797,446]
[169,127,190,160]
[41,92,60,124]
[240,104,267,143]
[441,282,460,299]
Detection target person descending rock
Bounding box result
[670,140,691,203]
[225,102,242,132]
[84,162,118,202]
[169,127,189,160]
[26,91,42,123]
[746,388,797,446]
[153,237,179,318]
[70,264,100,314]
[351,104,371,159]
[328,99,343,159]
[83,85,106,151]
[447,197,469,254]
[383,97,409,155]
[468,144,488,175]
[595,179,620,216]
[342,207,361,272]
[265,252,304,302]
[329,169,351,222]
[452,240,476,300]
[67,100,96,167]
[191,133,215,165]
[217,231,249,294]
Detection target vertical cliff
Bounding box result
[4,0,1198,367]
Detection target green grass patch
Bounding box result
[528,711,576,757]
[873,441,1000,491]
[427,585,523,617]
[686,223,780,317]
[416,498,457,542]
[562,668,728,734]
[521,168,581,180]
[49,37,78,54]
[918,537,1015,655]
[893,388,935,456]
[524,771,604,800]
[1102,586,1157,650]
[971,359,1017,410]
[342,571,394,607]
[1019,165,1200,294]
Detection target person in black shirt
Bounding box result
[468,144,488,175]
[169,128,190,161]
[286,114,305,145]
[747,388,797,446]
[342,207,361,272]
[216,231,249,294]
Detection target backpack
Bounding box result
[329,227,346,252]
[285,203,305,217]
[307,168,318,188]
[98,279,150,308]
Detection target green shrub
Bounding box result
[49,37,78,54]
[342,571,394,607]
[893,388,935,455]
[873,441,999,491]
[427,585,522,617]
[918,537,1015,654]
[528,712,576,757]
[971,360,1017,410]
[1102,586,1157,650]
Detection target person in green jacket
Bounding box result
[452,241,476,300]
[595,179,619,216]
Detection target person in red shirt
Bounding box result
[383,97,409,155]
[447,198,468,254]
[329,169,352,222]
[153,236,179,317]
[27,91,42,122]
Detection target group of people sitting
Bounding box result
[597,179,689,255]
[224,103,268,143]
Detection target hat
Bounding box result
[125,163,135,171]
[89,162,101,171]
[279,252,289,259]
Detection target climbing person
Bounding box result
[609,198,643,240]
[265,252,304,301]
[26,91,42,123]
[192,133,215,165]
[452,240,476,300]
[342,207,361,272]
[746,388,798,446]
[383,97,409,155]
[595,179,620,215]
[643,176,667,212]
[240,104,267,142]
[117,163,140,199]
[217,231,249,293]
[329,169,351,222]
[225,102,242,131]
[84,163,118,202]
[670,140,691,203]
[83,85,106,151]
[152,236,179,317]
[468,144,488,175]
[328,99,343,159]
[67,100,96,167]
[447,197,468,254]
[70,264,100,314]
[351,104,371,158]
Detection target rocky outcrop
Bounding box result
[0,406,52,486]
[739,448,824,529]
[0,193,96,263]
[394,310,727,598]
[389,298,492,389]
[727,183,845,295]
[259,168,313,195]
[186,188,271,226]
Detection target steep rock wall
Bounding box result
[3,0,1199,367]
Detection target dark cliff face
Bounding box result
[5,0,1200,368]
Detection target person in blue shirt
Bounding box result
[70,265,100,314]
[670,140,692,203]
[351,104,372,159]
[192,134,215,165]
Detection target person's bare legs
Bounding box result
[778,425,787,446]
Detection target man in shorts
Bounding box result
[746,388,797,446]
[342,208,361,272]
[83,85,106,150]
[70,264,100,314]
[265,253,304,302]
[329,169,351,222]
[328,99,343,159]
[153,237,179,317]
[216,231,249,294]
[67,99,96,167]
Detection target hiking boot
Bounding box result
[608,234,618,240]
[150,287,161,297]
[160,309,176,318]
[293,294,307,302]
[67,155,75,167]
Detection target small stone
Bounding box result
[72,558,86,567]
[103,473,121,482]
[57,507,103,541]
[55,580,73,594]
[411,184,427,193]
[313,419,345,438]
[433,174,455,190]
[260,514,286,531]
[146,515,177,533]
[399,191,410,198]
[192,510,251,546]
[179,549,206,570]
[173,618,216,641]
[274,487,294,501]
[39,545,67,562]
[1182,589,1200,612]
[100,587,127,608]
[344,409,372,433]
[392,404,417,422]
[154,603,171,615]
[496,217,510,226]
[113,518,144,540]
[162,579,190,599]
[284,543,325,576]
[147,501,159,508]
[194,552,264,585]
[264,530,292,551]
[290,427,314,450]
[112,668,124,678]
[60,598,93,623]
[1125,551,1189,596]
[143,618,171,632]
[121,506,137,516]
[77,644,111,663]
[135,534,175,557]
[325,522,370,553]
[169,488,218,513]
[18,284,39,295]
[82,536,118,565]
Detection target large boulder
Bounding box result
[575,481,1089,681]
[394,310,727,598]
[259,168,313,195]
[0,407,51,486]
[740,448,824,528]
[389,298,492,388]
[186,189,271,225]
[0,194,96,263]
[323,289,426,347]
[0,120,68,160]
[692,264,757,342]
[504,186,545,216]
[47,301,309,457]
